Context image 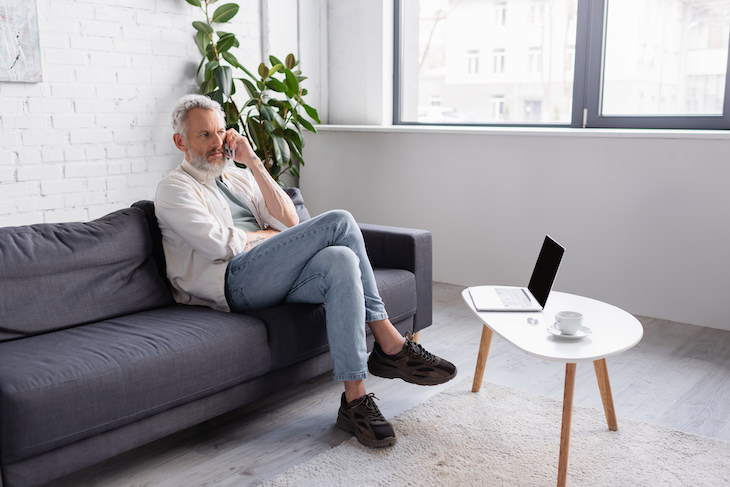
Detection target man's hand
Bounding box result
[244,229,280,251]
[223,128,298,229]
[223,129,259,168]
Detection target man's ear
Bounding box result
[173,133,188,153]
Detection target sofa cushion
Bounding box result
[373,268,418,324]
[0,208,174,342]
[0,305,272,463]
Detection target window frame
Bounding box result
[394,0,730,130]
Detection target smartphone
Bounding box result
[224,143,235,161]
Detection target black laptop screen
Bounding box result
[527,236,565,307]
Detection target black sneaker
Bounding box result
[336,393,396,448]
[368,332,457,385]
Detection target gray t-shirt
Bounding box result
[216,177,261,232]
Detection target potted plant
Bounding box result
[186,0,320,184]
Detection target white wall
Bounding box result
[300,127,730,331]
[0,0,262,226]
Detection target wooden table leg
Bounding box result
[472,324,493,393]
[557,363,576,487]
[593,358,618,431]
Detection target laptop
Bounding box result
[468,236,564,311]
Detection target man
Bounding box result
[155,94,456,448]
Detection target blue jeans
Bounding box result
[224,210,389,381]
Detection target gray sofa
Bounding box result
[0,190,433,487]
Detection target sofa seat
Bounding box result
[0,306,271,464]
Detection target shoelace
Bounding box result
[403,336,438,364]
[356,393,387,422]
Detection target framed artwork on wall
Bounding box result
[0,0,42,82]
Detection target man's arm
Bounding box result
[224,129,299,228]
[244,229,279,251]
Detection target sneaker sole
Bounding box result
[368,362,457,386]
[336,413,397,448]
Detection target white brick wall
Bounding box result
[0,0,263,226]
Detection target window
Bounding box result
[467,49,480,74]
[493,49,506,74]
[529,0,545,24]
[395,0,730,129]
[528,47,543,74]
[492,95,506,120]
[495,2,507,26]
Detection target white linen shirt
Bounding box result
[154,159,291,312]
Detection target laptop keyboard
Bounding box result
[496,288,532,308]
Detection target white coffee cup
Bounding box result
[555,311,583,335]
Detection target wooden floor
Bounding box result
[48,282,730,486]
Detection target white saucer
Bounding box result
[547,324,592,339]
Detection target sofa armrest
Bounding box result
[359,223,432,333]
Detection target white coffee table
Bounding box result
[462,289,643,487]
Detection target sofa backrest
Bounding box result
[0,207,174,342]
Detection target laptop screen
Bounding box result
[527,236,565,307]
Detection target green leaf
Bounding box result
[216,33,237,53]
[214,66,233,98]
[185,0,202,7]
[267,78,288,93]
[205,60,220,72]
[192,21,214,34]
[207,90,224,105]
[284,69,299,98]
[200,76,216,94]
[302,103,321,124]
[259,104,276,121]
[286,136,304,163]
[216,32,239,48]
[205,43,217,61]
[195,30,209,56]
[263,119,276,133]
[221,51,242,69]
[269,55,284,67]
[268,64,282,76]
[212,3,239,23]
[246,116,264,153]
[272,134,290,167]
[296,113,316,133]
[284,127,303,150]
[223,102,239,128]
[241,79,259,99]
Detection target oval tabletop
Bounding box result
[462,289,644,363]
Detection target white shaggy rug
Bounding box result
[263,380,730,486]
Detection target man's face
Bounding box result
[180,108,227,175]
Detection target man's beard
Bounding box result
[189,148,227,177]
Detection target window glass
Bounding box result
[601,0,730,116]
[399,0,579,124]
